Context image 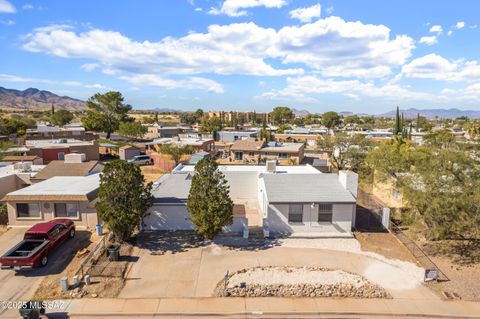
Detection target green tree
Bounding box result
[0,117,28,136]
[0,203,7,225]
[394,106,402,135]
[180,112,197,125]
[423,129,456,148]
[96,160,154,241]
[159,144,194,165]
[276,124,292,134]
[0,141,13,160]
[269,106,293,125]
[187,158,234,239]
[201,116,223,134]
[51,109,73,127]
[195,108,204,121]
[154,112,159,123]
[119,121,147,139]
[321,111,341,131]
[51,104,55,115]
[82,91,132,139]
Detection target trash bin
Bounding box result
[107,243,120,261]
[95,224,103,236]
[19,301,45,319]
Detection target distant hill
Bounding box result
[378,108,480,119]
[0,87,86,111]
[292,108,310,116]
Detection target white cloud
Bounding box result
[289,4,321,23]
[260,75,434,101]
[208,0,286,17]
[80,63,99,72]
[22,17,414,82]
[401,53,480,82]
[325,6,334,15]
[419,35,437,45]
[429,25,443,34]
[455,21,465,29]
[22,3,33,10]
[194,7,202,12]
[0,73,110,90]
[448,30,453,36]
[469,25,478,29]
[121,74,224,93]
[0,0,15,13]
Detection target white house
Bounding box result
[143,162,358,237]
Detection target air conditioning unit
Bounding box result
[266,160,276,173]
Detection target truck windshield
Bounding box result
[24,233,48,240]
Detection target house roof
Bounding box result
[260,142,304,153]
[3,174,100,202]
[32,160,102,181]
[230,138,265,152]
[1,155,40,162]
[262,174,356,203]
[152,173,192,204]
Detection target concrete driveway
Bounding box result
[119,231,438,300]
[0,227,91,310]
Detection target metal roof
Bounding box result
[262,173,355,203]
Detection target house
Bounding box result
[119,145,141,160]
[188,151,211,165]
[145,124,194,139]
[146,136,214,153]
[0,163,46,200]
[1,155,43,165]
[30,155,103,183]
[143,163,357,237]
[2,174,100,228]
[26,123,98,141]
[229,138,305,165]
[215,130,258,143]
[25,139,100,163]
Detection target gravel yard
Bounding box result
[218,266,390,298]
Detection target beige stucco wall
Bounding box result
[6,200,99,228]
[372,174,404,208]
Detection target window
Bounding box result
[288,204,303,223]
[54,203,79,218]
[235,152,243,161]
[278,153,289,159]
[248,152,255,157]
[234,136,239,141]
[318,204,333,222]
[57,152,65,160]
[16,203,41,218]
[391,189,401,200]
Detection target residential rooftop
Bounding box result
[173,163,320,174]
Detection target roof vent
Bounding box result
[266,160,276,173]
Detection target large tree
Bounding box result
[201,116,223,134]
[119,121,147,139]
[82,91,132,139]
[51,109,73,127]
[269,107,293,125]
[159,144,194,165]
[96,160,154,241]
[187,158,234,239]
[321,111,341,131]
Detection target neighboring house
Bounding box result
[188,151,211,165]
[145,124,194,139]
[30,156,103,183]
[1,155,43,165]
[372,173,405,208]
[273,133,322,148]
[146,136,214,153]
[26,123,98,141]
[25,139,100,163]
[2,174,100,228]
[0,163,46,200]
[143,163,357,237]
[119,145,141,160]
[229,138,305,165]
[215,130,258,143]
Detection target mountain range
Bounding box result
[377,108,480,119]
[0,87,86,111]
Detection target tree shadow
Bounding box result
[354,204,388,233]
[422,239,480,266]
[131,230,208,254]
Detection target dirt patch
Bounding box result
[418,241,480,301]
[355,231,418,264]
[216,266,390,298]
[140,165,165,184]
[0,226,8,236]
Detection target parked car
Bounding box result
[0,219,75,270]
[128,155,153,165]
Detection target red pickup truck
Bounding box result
[0,219,75,270]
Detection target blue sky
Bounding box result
[1,0,480,113]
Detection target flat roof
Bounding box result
[147,137,213,146]
[174,164,320,174]
[261,142,303,153]
[3,174,100,201]
[25,139,95,148]
[262,174,356,203]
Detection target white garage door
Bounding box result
[143,205,195,230]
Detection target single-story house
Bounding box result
[25,139,100,163]
[30,158,103,183]
[215,130,258,143]
[119,145,141,160]
[2,174,100,228]
[229,138,305,165]
[1,155,43,165]
[143,163,357,237]
[0,163,46,200]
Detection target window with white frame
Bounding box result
[16,203,41,218]
[54,203,79,218]
[288,204,303,223]
[318,203,333,222]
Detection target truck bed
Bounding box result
[1,240,50,259]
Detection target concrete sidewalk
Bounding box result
[2,297,480,318]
